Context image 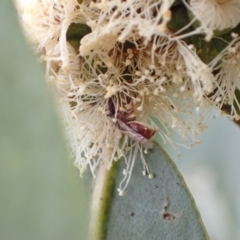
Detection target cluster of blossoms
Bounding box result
[16,0,240,194]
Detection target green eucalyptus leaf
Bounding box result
[167,4,191,34]
[172,0,182,7]
[88,143,209,240]
[67,23,92,50]
[0,2,87,240]
[67,23,92,40]
[191,34,231,64]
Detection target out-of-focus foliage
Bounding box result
[170,114,240,240]
[0,2,87,240]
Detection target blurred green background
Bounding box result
[168,114,240,240]
[0,2,87,240]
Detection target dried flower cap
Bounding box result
[189,0,240,31]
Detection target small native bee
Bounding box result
[128,122,156,140]
[107,100,156,146]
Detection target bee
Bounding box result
[107,100,156,146]
[128,122,156,140]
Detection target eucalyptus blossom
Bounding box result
[15,0,240,194]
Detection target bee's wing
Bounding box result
[117,120,153,148]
